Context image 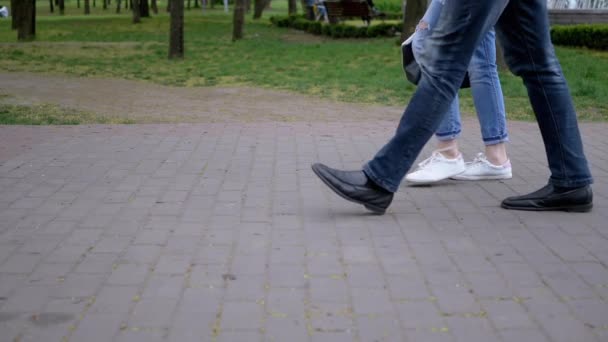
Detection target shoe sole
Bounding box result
[451,174,512,181]
[406,170,466,185]
[500,202,593,213]
[311,165,387,215]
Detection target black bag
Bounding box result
[401,34,471,89]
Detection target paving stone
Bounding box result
[128,297,178,327]
[90,286,139,314]
[167,311,216,342]
[106,264,150,286]
[356,315,405,342]
[220,301,264,330]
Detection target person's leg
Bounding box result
[450,29,512,181]
[467,29,509,165]
[362,1,507,192]
[496,0,593,211]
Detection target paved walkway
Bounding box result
[0,118,607,342]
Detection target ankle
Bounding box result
[435,143,460,159]
[485,144,508,165]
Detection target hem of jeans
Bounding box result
[363,164,398,193]
[549,177,594,188]
[482,135,509,145]
[435,131,461,141]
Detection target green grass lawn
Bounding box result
[1,0,607,122]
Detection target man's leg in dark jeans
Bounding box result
[497,0,593,212]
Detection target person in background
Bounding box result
[0,5,9,18]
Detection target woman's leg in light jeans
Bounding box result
[468,29,509,165]
[415,0,508,164]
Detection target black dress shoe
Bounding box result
[311,163,393,214]
[501,183,593,212]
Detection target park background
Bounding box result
[0,0,607,124]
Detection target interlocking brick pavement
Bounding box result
[0,120,607,342]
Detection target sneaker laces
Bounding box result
[416,148,459,170]
[468,152,488,166]
[468,153,509,168]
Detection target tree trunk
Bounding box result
[85,0,91,14]
[16,0,36,41]
[140,0,149,17]
[194,0,199,8]
[93,0,96,7]
[11,0,17,29]
[401,0,425,42]
[232,0,245,41]
[288,0,296,15]
[245,0,251,12]
[103,0,107,10]
[49,0,54,13]
[77,0,81,8]
[151,0,158,13]
[166,0,170,12]
[187,0,191,9]
[59,0,65,14]
[169,0,184,59]
[132,0,141,22]
[253,0,268,19]
[495,36,507,71]
[116,0,121,12]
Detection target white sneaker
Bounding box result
[405,150,465,184]
[451,153,512,180]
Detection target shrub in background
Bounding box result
[270,15,402,39]
[551,24,608,51]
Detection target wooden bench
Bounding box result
[322,0,372,25]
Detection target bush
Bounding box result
[307,21,323,35]
[270,15,401,39]
[367,22,400,37]
[551,24,608,51]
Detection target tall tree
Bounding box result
[187,0,191,9]
[103,0,107,10]
[116,0,122,12]
[288,0,296,15]
[168,0,184,58]
[49,0,54,13]
[85,0,91,14]
[232,0,245,41]
[132,0,141,22]
[151,0,158,13]
[77,0,80,8]
[401,0,425,42]
[140,0,150,17]
[253,0,269,19]
[16,0,36,41]
[11,0,17,29]
[58,0,65,14]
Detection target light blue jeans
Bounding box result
[412,0,508,145]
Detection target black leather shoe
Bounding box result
[311,163,393,214]
[501,184,593,212]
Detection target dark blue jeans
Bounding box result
[363,0,593,192]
